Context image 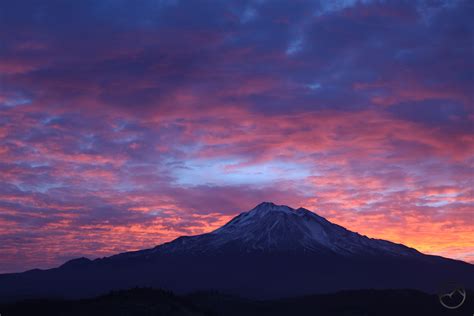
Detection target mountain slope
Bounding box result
[144,202,420,257]
[0,202,472,302]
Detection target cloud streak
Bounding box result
[0,0,472,272]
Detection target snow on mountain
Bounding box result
[149,202,420,257]
[2,202,472,302]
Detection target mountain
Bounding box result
[144,202,420,256]
[0,202,473,302]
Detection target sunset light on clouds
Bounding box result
[0,0,473,273]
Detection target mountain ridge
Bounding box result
[115,202,420,259]
[0,202,472,302]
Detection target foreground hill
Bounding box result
[1,287,472,316]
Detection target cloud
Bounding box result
[0,0,472,272]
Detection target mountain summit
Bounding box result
[0,202,472,301]
[148,202,419,257]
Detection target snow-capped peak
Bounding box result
[151,202,420,258]
[227,202,294,223]
[250,202,294,214]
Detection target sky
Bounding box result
[0,0,473,273]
